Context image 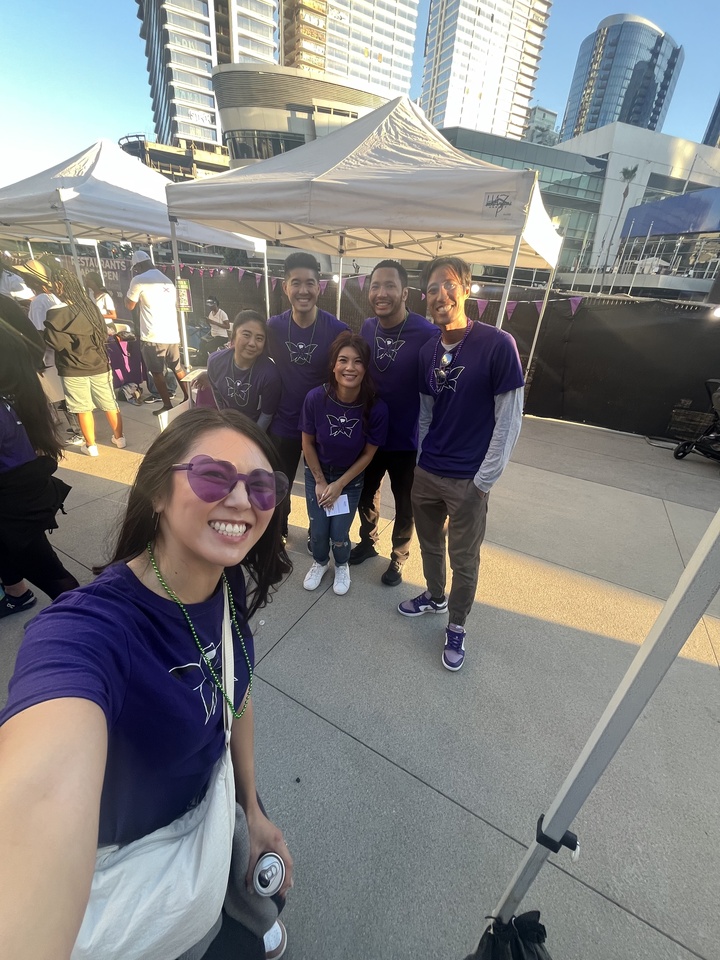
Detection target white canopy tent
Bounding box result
[166,96,562,336]
[0,140,267,364]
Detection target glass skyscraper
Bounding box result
[560,14,683,142]
[703,92,720,149]
[137,0,418,149]
[420,0,552,139]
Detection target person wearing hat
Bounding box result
[199,297,231,365]
[0,260,34,302]
[125,251,188,415]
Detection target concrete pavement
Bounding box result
[1,405,719,959]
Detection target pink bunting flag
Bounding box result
[421,292,426,300]
[188,266,194,275]
[237,268,245,282]
[358,275,366,292]
[255,273,262,287]
[319,280,328,295]
[271,277,279,290]
[209,269,215,278]
[476,298,488,318]
[505,301,518,321]
[179,263,185,272]
[569,296,583,316]
[533,300,544,313]
[198,269,204,277]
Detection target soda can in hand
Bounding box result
[253,852,285,897]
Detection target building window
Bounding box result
[223,129,305,161]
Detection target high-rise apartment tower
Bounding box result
[420,0,552,139]
[136,0,418,149]
[560,14,683,142]
[703,92,720,149]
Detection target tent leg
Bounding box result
[64,219,84,283]
[493,504,720,923]
[149,243,156,265]
[336,256,343,319]
[170,220,191,371]
[94,241,105,286]
[525,257,559,378]
[496,233,522,329]
[26,239,34,259]
[263,248,270,318]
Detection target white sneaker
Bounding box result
[333,563,351,595]
[80,444,99,457]
[264,919,287,959]
[111,436,127,449]
[303,561,329,591]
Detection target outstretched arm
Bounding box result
[0,698,108,960]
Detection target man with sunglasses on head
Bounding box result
[397,256,524,672]
[267,252,348,544]
[350,260,438,586]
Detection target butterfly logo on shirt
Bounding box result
[286,341,318,364]
[170,642,233,724]
[224,376,250,406]
[327,413,360,437]
[434,366,465,392]
[375,336,406,362]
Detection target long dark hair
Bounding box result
[326,331,376,430]
[0,323,62,460]
[231,310,268,355]
[99,408,292,617]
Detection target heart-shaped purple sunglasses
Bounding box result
[172,455,289,510]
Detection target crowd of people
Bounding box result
[0,247,524,959]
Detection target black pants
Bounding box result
[0,532,79,599]
[356,449,417,564]
[269,432,304,537]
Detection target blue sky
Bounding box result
[0,0,718,189]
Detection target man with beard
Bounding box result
[397,257,524,672]
[350,260,438,586]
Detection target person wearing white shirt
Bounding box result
[0,263,34,301]
[85,272,117,324]
[199,297,231,363]
[125,251,188,415]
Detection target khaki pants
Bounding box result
[411,466,488,627]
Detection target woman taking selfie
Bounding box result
[300,332,388,596]
[0,407,294,960]
[206,310,282,431]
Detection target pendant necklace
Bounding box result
[373,310,409,373]
[146,543,253,720]
[431,321,473,393]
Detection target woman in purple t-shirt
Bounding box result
[0,323,79,617]
[300,332,388,597]
[0,408,295,959]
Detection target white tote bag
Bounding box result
[72,589,237,960]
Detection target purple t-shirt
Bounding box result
[267,309,349,438]
[418,321,524,478]
[207,347,281,423]
[0,399,36,471]
[299,385,389,471]
[360,311,439,451]
[0,562,253,846]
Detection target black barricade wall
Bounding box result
[519,298,720,437]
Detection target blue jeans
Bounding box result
[305,465,364,565]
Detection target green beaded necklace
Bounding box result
[146,542,253,720]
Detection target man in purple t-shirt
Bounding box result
[351,260,438,587]
[398,256,525,673]
[267,252,348,542]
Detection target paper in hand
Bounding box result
[324,494,350,517]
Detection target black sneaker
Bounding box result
[381,559,403,586]
[348,542,379,566]
[143,395,162,404]
[0,590,37,619]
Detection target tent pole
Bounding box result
[63,219,83,283]
[492,503,720,924]
[26,239,34,259]
[149,243,156,265]
[496,233,522,329]
[336,255,343,319]
[627,221,654,297]
[263,248,270,318]
[93,241,105,286]
[524,252,561,378]
[170,220,191,370]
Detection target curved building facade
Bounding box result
[213,63,387,163]
[560,14,683,142]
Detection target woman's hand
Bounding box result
[194,372,210,389]
[315,480,328,505]
[244,806,294,898]
[318,479,343,509]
